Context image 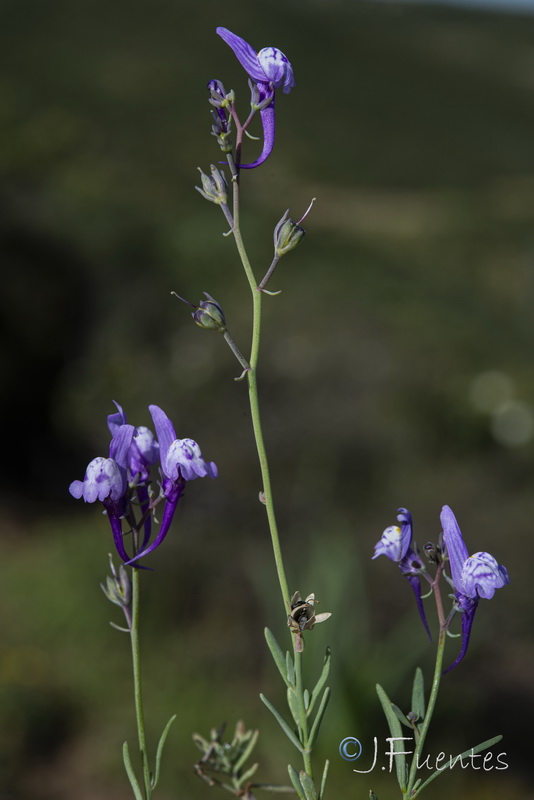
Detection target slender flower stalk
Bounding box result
[188,28,330,795]
[129,547,152,799]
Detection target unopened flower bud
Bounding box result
[195,165,228,205]
[207,79,235,109]
[193,293,226,332]
[274,210,306,257]
[101,554,131,608]
[211,110,233,153]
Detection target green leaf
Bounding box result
[253,784,296,792]
[288,765,306,800]
[122,741,144,800]
[287,686,301,726]
[391,703,412,729]
[265,628,292,687]
[304,689,310,711]
[151,714,177,789]
[411,667,425,723]
[412,734,503,797]
[260,693,304,752]
[318,759,329,800]
[376,684,407,792]
[286,651,296,685]
[308,647,331,716]
[299,770,318,800]
[239,762,259,786]
[233,728,259,774]
[308,687,331,748]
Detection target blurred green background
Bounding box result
[1,0,533,797]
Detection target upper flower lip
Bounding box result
[440,505,510,600]
[216,27,295,93]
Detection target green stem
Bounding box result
[404,584,447,798]
[130,565,152,799]
[228,139,318,786]
[229,168,291,614]
[294,651,312,776]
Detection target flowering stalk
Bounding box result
[373,507,509,799]
[71,404,216,797]
[190,27,330,798]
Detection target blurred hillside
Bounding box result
[1,0,534,798]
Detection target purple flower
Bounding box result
[70,423,136,563]
[441,505,509,672]
[125,405,218,565]
[107,401,159,483]
[216,27,295,168]
[373,508,431,639]
[70,403,217,566]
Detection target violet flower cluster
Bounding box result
[373,505,509,671]
[70,403,217,565]
[214,27,295,168]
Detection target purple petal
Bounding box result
[216,27,267,83]
[149,405,177,474]
[136,483,152,551]
[372,508,413,563]
[443,594,478,673]
[107,400,127,436]
[241,103,275,169]
[373,525,404,561]
[405,573,432,641]
[441,505,470,594]
[107,512,132,564]
[257,46,295,93]
[126,487,183,565]
[462,552,510,599]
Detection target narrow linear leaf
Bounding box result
[260,693,304,752]
[252,784,296,792]
[288,764,306,800]
[287,687,301,726]
[122,741,144,800]
[411,667,425,722]
[233,728,259,774]
[319,759,329,800]
[151,714,177,789]
[376,684,407,792]
[299,770,318,800]
[308,647,331,716]
[412,734,503,797]
[265,628,292,687]
[286,652,296,685]
[391,703,412,729]
[308,686,331,748]
[239,762,259,785]
[304,689,310,711]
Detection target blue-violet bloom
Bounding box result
[216,26,295,168]
[373,508,432,639]
[441,505,509,672]
[70,403,217,566]
[70,423,136,564]
[125,405,218,565]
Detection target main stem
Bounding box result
[228,144,312,774]
[130,565,152,799]
[405,588,447,798]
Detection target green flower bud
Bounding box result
[192,293,226,332]
[274,211,306,257]
[195,165,228,205]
